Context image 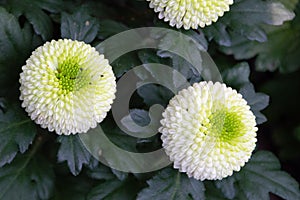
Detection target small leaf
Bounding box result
[87,164,117,181]
[137,168,205,200]
[137,84,173,107]
[222,62,250,89]
[57,135,95,176]
[217,151,300,200]
[61,8,99,43]
[121,108,162,138]
[157,29,205,72]
[127,109,151,127]
[0,155,55,200]
[239,83,269,124]
[111,169,128,181]
[0,100,36,167]
[138,49,196,87]
[204,21,231,46]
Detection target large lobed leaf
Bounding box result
[239,83,269,124]
[221,3,300,73]
[204,0,295,46]
[61,8,99,43]
[216,151,300,200]
[3,0,64,41]
[0,100,36,167]
[137,168,205,200]
[57,135,96,176]
[0,154,55,200]
[0,7,33,94]
[221,62,250,89]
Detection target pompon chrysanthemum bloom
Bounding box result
[19,39,116,135]
[160,81,257,180]
[147,0,233,29]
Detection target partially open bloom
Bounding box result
[160,81,257,180]
[147,0,233,29]
[20,39,116,135]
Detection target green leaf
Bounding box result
[205,181,230,200]
[0,7,33,94]
[111,52,140,78]
[157,28,205,67]
[239,83,269,124]
[137,168,205,200]
[277,0,299,10]
[111,169,128,181]
[137,84,173,107]
[101,120,138,152]
[230,0,295,26]
[138,49,197,87]
[87,178,140,200]
[147,49,201,85]
[221,23,300,73]
[217,151,300,200]
[87,161,129,182]
[98,19,128,39]
[57,135,95,176]
[127,109,151,127]
[4,0,63,40]
[205,0,295,45]
[222,62,250,89]
[215,176,236,199]
[87,164,117,181]
[61,8,99,43]
[0,100,36,167]
[213,1,300,73]
[0,155,55,200]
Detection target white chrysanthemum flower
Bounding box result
[147,0,233,29]
[20,39,116,135]
[160,81,257,180]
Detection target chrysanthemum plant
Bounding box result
[0,0,300,199]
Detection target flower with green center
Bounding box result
[159,81,257,180]
[147,0,233,29]
[19,39,116,135]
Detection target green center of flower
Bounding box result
[56,58,87,93]
[208,109,245,142]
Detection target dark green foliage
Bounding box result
[0,0,299,199]
[0,155,55,200]
[0,99,36,167]
[216,151,300,200]
[137,168,205,200]
[57,135,96,176]
[61,8,99,43]
[0,7,34,94]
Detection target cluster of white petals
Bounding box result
[147,0,233,29]
[160,81,257,180]
[20,39,116,135]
